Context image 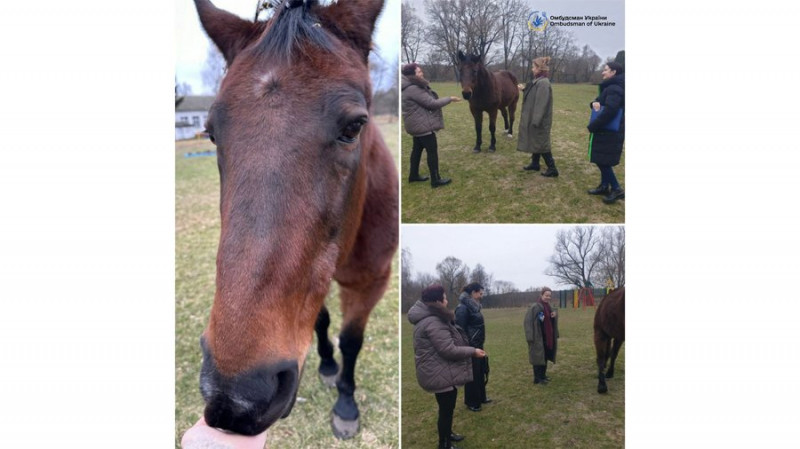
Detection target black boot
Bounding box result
[450,432,465,442]
[408,147,429,182]
[540,152,559,177]
[431,172,452,188]
[542,364,551,382]
[438,437,461,449]
[588,184,611,195]
[523,154,541,171]
[603,187,625,204]
[533,365,549,384]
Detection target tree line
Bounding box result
[401,226,624,312]
[402,0,613,84]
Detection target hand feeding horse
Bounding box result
[457,51,519,153]
[192,0,398,438]
[594,286,625,394]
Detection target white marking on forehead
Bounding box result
[255,70,277,97]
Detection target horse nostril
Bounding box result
[200,357,300,436]
[462,92,471,100]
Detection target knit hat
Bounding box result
[606,61,624,75]
[401,63,420,77]
[532,56,551,72]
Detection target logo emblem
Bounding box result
[527,10,549,32]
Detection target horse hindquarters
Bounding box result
[329,133,398,438]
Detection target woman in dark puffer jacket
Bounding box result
[409,284,486,449]
[587,62,625,204]
[401,63,462,188]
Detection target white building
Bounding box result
[175,96,215,140]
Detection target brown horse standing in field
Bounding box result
[457,51,519,153]
[594,287,625,393]
[193,0,398,438]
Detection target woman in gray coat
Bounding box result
[523,287,559,384]
[409,284,486,449]
[401,63,461,188]
[517,56,558,177]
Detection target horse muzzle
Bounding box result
[462,91,472,100]
[199,339,299,435]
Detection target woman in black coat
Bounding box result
[587,62,625,204]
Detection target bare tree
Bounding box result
[424,0,465,81]
[595,226,625,288]
[492,279,517,294]
[459,0,503,62]
[468,263,494,294]
[546,227,602,288]
[175,78,192,106]
[402,1,424,63]
[202,41,226,94]
[498,0,526,70]
[436,256,469,303]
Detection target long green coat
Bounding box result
[516,76,553,154]
[523,302,559,366]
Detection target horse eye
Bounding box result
[204,129,215,144]
[338,118,367,144]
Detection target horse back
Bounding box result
[492,71,519,106]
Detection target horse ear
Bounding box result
[194,0,260,66]
[320,0,385,61]
[471,54,481,63]
[458,50,466,62]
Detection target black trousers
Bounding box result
[435,387,457,444]
[411,133,440,177]
[464,357,486,407]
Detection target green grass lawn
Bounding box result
[175,117,400,448]
[401,307,625,448]
[401,83,625,224]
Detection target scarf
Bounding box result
[539,298,554,351]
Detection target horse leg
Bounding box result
[329,135,398,439]
[315,306,339,387]
[500,107,510,135]
[508,96,518,137]
[472,109,483,153]
[595,331,609,394]
[488,109,498,152]
[606,338,624,379]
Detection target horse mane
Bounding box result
[255,0,340,63]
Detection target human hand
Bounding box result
[592,102,601,111]
[181,417,269,449]
[517,83,525,90]
[550,310,557,318]
[450,96,462,102]
[474,348,486,358]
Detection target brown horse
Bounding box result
[594,286,625,393]
[193,0,398,438]
[457,51,519,153]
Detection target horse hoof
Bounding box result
[598,384,608,394]
[319,372,338,388]
[506,133,513,139]
[488,147,496,153]
[331,414,359,439]
[472,148,481,153]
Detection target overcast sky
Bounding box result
[402,224,600,291]
[406,0,625,63]
[176,0,400,95]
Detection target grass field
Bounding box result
[401,82,625,224]
[175,117,401,448]
[401,306,625,448]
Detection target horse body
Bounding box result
[457,51,519,152]
[594,286,625,393]
[193,0,397,438]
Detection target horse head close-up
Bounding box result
[192,0,398,438]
